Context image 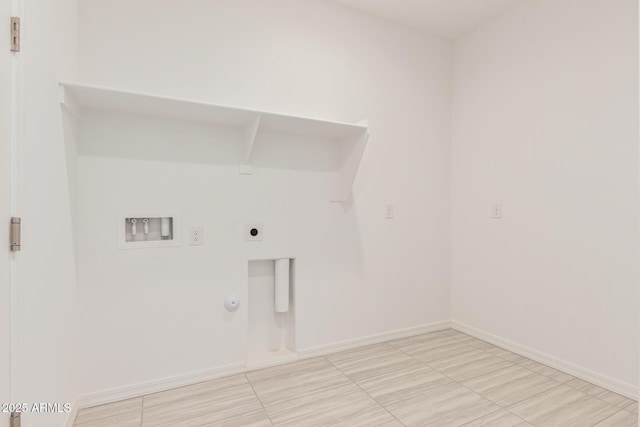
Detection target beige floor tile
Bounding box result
[253,372,351,407]
[142,375,263,427]
[389,331,462,355]
[519,360,575,383]
[485,347,528,364]
[622,400,639,414]
[326,343,416,381]
[355,361,452,405]
[453,332,475,340]
[566,378,635,408]
[461,409,532,426]
[508,384,620,426]
[407,339,478,364]
[454,336,499,351]
[143,374,248,407]
[445,329,471,338]
[440,328,462,336]
[75,332,632,427]
[427,401,508,427]
[249,359,348,407]
[264,381,357,414]
[246,357,330,383]
[462,364,561,407]
[385,382,499,427]
[74,398,142,427]
[427,347,485,370]
[325,407,396,427]
[564,377,590,388]
[201,409,273,427]
[325,343,394,363]
[593,409,638,427]
[375,421,405,427]
[429,348,514,382]
[265,382,385,427]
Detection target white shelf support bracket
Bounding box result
[330,120,369,203]
[59,85,79,119]
[240,114,262,175]
[58,84,66,104]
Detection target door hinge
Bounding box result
[10,217,21,252]
[10,411,21,427]
[10,17,20,52]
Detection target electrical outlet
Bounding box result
[492,204,503,219]
[245,223,263,241]
[385,204,394,219]
[190,225,204,245]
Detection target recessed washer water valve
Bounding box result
[121,215,180,247]
[130,218,137,236]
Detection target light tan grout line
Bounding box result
[139,396,144,427]
[321,355,407,427]
[244,373,276,427]
[390,330,534,424]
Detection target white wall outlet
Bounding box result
[385,204,394,219]
[492,203,503,219]
[189,225,204,245]
[245,223,264,241]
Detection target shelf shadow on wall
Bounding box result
[77,110,340,173]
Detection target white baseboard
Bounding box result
[297,320,452,358]
[76,320,451,409]
[451,321,638,400]
[64,399,79,427]
[77,362,246,409]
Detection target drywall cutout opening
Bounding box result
[247,258,296,369]
[117,214,181,249]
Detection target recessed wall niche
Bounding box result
[117,214,180,249]
[247,258,296,369]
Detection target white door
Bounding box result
[1,2,15,425]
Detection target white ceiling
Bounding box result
[331,0,527,39]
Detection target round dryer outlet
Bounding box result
[245,223,264,241]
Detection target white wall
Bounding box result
[18,0,79,425]
[76,0,452,396]
[452,0,639,391]
[0,4,13,426]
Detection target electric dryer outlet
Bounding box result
[245,223,264,241]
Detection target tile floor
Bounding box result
[73,329,638,427]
